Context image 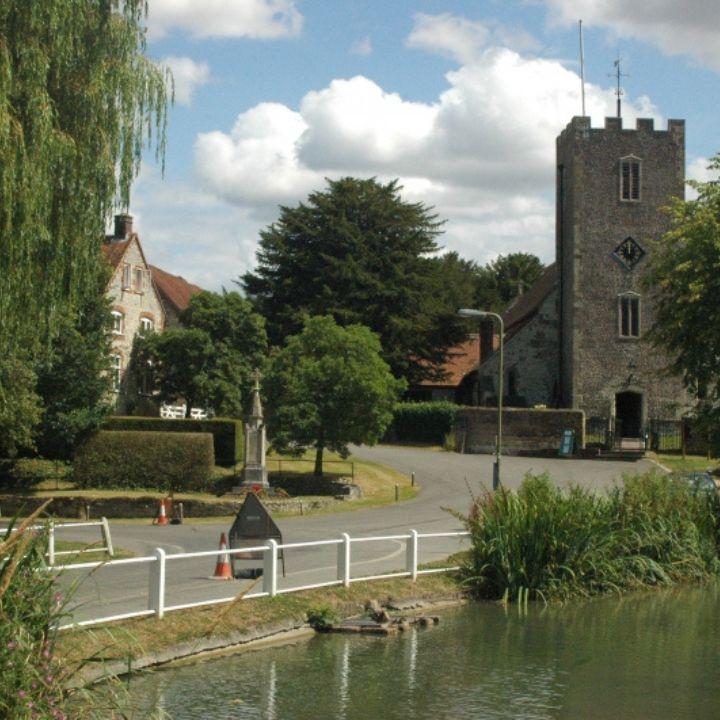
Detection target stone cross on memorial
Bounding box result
[240,369,269,488]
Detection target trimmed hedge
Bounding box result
[387,402,460,444]
[103,416,242,466]
[74,431,215,491]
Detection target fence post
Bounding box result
[148,548,166,619]
[263,540,278,597]
[47,522,56,567]
[406,530,418,581]
[100,517,114,557]
[337,533,351,588]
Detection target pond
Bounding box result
[126,583,720,719]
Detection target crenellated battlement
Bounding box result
[560,115,684,142]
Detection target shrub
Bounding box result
[306,605,338,631]
[74,431,215,492]
[462,472,720,603]
[387,401,459,444]
[103,416,242,466]
[0,458,71,490]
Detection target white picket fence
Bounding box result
[54,528,470,631]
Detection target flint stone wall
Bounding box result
[455,407,585,454]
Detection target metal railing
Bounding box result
[54,528,469,630]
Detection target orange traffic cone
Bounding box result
[155,498,169,526]
[211,532,234,580]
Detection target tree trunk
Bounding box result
[314,444,324,477]
[185,400,193,419]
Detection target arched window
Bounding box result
[139,317,154,336]
[620,156,641,201]
[618,292,641,338]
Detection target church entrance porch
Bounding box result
[615,391,643,439]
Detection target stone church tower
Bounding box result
[556,115,689,434]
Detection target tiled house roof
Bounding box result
[419,335,481,388]
[149,265,204,314]
[101,238,132,268]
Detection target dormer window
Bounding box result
[618,292,641,338]
[620,156,641,201]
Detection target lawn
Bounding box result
[2,449,418,520]
[653,453,719,474]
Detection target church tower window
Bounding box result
[620,156,641,201]
[619,293,641,338]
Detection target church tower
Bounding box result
[556,116,688,436]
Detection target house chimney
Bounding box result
[114,213,133,239]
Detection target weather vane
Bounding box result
[608,54,629,119]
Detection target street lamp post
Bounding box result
[458,308,504,490]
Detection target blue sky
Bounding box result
[129,1,720,289]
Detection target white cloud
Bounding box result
[148,0,302,40]
[161,56,210,105]
[543,0,720,70]
[405,12,539,64]
[686,156,719,200]
[350,36,372,56]
[186,32,665,284]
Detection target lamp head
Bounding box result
[457,308,486,318]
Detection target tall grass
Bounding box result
[462,473,720,602]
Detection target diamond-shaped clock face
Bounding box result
[613,237,645,270]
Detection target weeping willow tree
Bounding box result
[0,0,169,455]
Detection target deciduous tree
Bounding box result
[264,316,405,476]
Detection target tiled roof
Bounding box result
[502,263,558,339]
[149,264,204,313]
[419,335,481,388]
[101,239,132,268]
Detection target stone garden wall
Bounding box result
[455,407,585,455]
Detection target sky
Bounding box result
[129,0,720,290]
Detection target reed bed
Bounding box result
[462,472,720,602]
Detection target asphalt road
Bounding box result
[55,447,655,624]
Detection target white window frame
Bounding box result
[110,354,122,391]
[111,310,124,335]
[121,264,132,290]
[139,317,154,336]
[134,266,144,293]
[620,156,641,202]
[618,292,641,339]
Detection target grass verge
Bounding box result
[56,570,462,673]
[653,453,719,474]
[54,541,134,562]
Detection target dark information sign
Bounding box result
[229,493,285,578]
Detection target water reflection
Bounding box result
[127,583,720,719]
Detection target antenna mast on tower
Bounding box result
[609,54,628,119]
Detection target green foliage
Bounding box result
[241,177,474,384]
[463,473,720,602]
[0,516,65,718]
[0,0,169,449]
[104,416,243,466]
[265,315,405,476]
[0,354,42,458]
[645,155,720,443]
[74,431,215,492]
[306,605,338,631]
[474,252,544,313]
[0,458,70,490]
[138,290,267,417]
[387,401,459,444]
[35,289,113,460]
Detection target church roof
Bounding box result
[149,264,204,314]
[502,263,558,339]
[418,335,481,388]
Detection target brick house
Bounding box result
[102,214,203,414]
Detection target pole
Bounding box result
[495,315,504,491]
[579,20,586,116]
